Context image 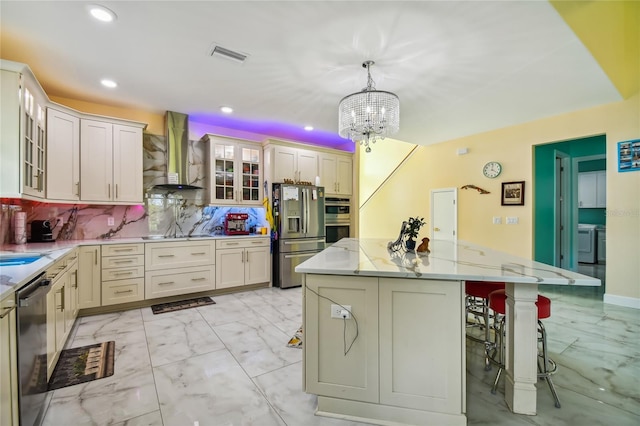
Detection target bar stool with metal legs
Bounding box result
[488,289,561,408]
[465,281,505,370]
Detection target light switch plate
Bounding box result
[506,216,519,225]
[493,216,502,225]
[107,217,115,226]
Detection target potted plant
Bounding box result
[404,216,425,250]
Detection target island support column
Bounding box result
[504,282,538,415]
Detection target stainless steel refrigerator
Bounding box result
[272,183,325,288]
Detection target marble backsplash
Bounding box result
[0,133,267,244]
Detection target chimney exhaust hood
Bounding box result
[152,111,202,190]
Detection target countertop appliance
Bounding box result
[272,183,325,288]
[578,224,597,264]
[224,213,249,235]
[16,272,51,426]
[30,220,54,242]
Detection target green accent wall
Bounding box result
[534,135,606,266]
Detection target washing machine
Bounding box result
[578,224,597,263]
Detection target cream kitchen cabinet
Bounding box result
[270,144,318,184]
[145,240,216,299]
[0,61,47,199]
[0,295,19,426]
[319,152,352,196]
[202,134,263,205]
[45,249,79,379]
[80,119,144,203]
[78,245,101,309]
[578,171,606,208]
[46,106,80,201]
[101,243,145,306]
[304,274,464,425]
[215,238,270,289]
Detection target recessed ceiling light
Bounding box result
[89,5,117,22]
[304,126,314,131]
[220,106,233,114]
[101,79,117,88]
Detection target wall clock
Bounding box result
[482,161,502,178]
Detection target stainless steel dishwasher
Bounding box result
[16,272,51,426]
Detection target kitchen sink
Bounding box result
[0,253,43,266]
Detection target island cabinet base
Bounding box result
[303,274,466,426]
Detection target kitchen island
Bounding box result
[296,238,600,425]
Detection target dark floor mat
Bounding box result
[48,341,115,391]
[150,296,215,314]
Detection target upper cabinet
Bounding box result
[319,152,352,196]
[1,60,146,204]
[47,107,80,201]
[202,134,263,205]
[578,171,606,208]
[271,145,318,184]
[80,119,144,203]
[0,62,47,199]
[263,140,353,197]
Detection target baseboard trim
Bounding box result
[603,294,640,309]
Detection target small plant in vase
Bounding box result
[404,216,426,251]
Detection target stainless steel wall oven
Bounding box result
[325,197,351,244]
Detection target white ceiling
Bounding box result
[0,1,622,148]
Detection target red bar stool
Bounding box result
[465,281,505,370]
[488,289,561,408]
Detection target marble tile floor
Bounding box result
[41,285,639,426]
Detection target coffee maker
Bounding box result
[224,213,249,235]
[30,220,55,242]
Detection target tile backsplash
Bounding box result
[0,133,267,244]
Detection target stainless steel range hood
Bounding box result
[152,111,202,190]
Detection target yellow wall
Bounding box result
[359,94,639,300]
[50,95,165,135]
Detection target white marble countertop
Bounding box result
[296,238,601,286]
[0,234,270,301]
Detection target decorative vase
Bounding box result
[404,238,416,251]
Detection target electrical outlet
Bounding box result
[330,304,351,319]
[107,217,115,226]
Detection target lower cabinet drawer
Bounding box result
[145,266,215,300]
[101,266,145,282]
[102,279,144,306]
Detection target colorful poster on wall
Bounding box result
[618,139,640,172]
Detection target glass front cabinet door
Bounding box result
[204,134,263,205]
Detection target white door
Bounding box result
[430,188,457,241]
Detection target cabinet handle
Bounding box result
[241,251,244,263]
[0,302,16,319]
[158,281,174,286]
[75,182,80,196]
[158,254,175,258]
[191,277,206,282]
[113,260,134,264]
[72,271,78,288]
[115,289,133,294]
[191,252,206,255]
[108,183,111,198]
[251,241,263,244]
[225,242,239,246]
[94,248,98,265]
[114,248,134,252]
[116,184,119,199]
[337,182,340,192]
[113,271,134,276]
[246,251,249,263]
[58,289,65,311]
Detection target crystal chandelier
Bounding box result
[338,60,400,153]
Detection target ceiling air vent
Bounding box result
[209,44,248,63]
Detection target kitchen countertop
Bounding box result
[0,234,270,301]
[296,238,601,286]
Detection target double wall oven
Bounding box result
[325,197,351,245]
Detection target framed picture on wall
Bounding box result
[617,139,640,172]
[501,181,525,206]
